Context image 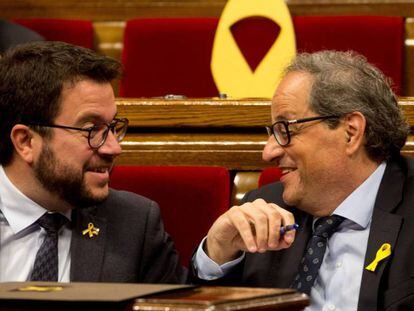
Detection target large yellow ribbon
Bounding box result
[82,222,100,238]
[365,243,391,272]
[211,0,296,98]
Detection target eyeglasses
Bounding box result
[265,115,339,146]
[29,118,129,149]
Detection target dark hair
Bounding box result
[0,41,121,165]
[286,50,409,161]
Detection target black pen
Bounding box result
[280,223,299,235]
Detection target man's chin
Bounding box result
[86,187,109,202]
[282,189,300,206]
[69,187,109,208]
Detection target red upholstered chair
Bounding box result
[109,166,230,266]
[14,18,94,49]
[120,16,404,97]
[258,167,283,188]
[120,18,219,98]
[294,16,404,95]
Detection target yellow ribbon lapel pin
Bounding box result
[365,243,391,272]
[82,222,100,238]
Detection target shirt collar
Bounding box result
[0,165,71,234]
[332,162,386,229]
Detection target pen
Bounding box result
[280,223,299,235]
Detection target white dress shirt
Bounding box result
[0,165,72,282]
[194,162,386,311]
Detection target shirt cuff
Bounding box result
[193,237,245,280]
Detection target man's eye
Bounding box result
[89,126,102,137]
[288,126,300,135]
[279,129,288,136]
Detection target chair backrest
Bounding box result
[14,18,94,49]
[120,18,219,98]
[258,167,283,188]
[120,16,404,97]
[294,16,404,94]
[109,166,230,266]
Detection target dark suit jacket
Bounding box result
[191,156,414,310]
[0,20,44,54]
[70,189,186,284]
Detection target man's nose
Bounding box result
[97,130,122,156]
[262,135,284,162]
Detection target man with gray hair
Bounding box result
[191,51,413,310]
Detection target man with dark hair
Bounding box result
[192,51,414,310]
[0,41,185,283]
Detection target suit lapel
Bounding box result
[357,159,405,311]
[70,206,107,282]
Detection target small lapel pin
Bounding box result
[82,222,100,238]
[365,243,391,272]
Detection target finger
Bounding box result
[227,205,259,252]
[241,199,271,252]
[262,204,282,249]
[269,203,296,246]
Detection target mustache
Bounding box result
[83,158,115,172]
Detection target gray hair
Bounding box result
[285,50,409,161]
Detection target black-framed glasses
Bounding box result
[29,118,129,149]
[265,115,339,146]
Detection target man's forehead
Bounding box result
[271,95,312,121]
[270,71,313,120]
[56,79,116,123]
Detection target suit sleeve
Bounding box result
[138,200,188,283]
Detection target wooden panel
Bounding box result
[118,133,269,170]
[405,20,414,96]
[116,98,414,170]
[232,172,260,205]
[117,98,270,127]
[94,21,125,60]
[2,0,414,20]
[117,98,414,128]
[400,97,414,123]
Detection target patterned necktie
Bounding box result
[30,213,67,282]
[292,215,345,295]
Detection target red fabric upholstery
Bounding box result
[120,18,219,98]
[14,19,94,49]
[258,167,283,188]
[294,16,404,94]
[120,16,404,97]
[109,166,230,266]
[230,16,281,72]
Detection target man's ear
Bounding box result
[10,124,37,164]
[343,111,366,156]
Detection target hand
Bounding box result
[205,199,296,265]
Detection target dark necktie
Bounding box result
[292,215,345,295]
[30,213,67,282]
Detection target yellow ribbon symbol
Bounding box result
[211,0,296,98]
[365,243,391,272]
[82,222,100,238]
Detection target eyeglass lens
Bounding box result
[274,122,289,146]
[89,120,128,148]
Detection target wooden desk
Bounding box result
[0,283,309,311]
[131,286,309,311]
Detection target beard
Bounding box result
[33,144,109,208]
